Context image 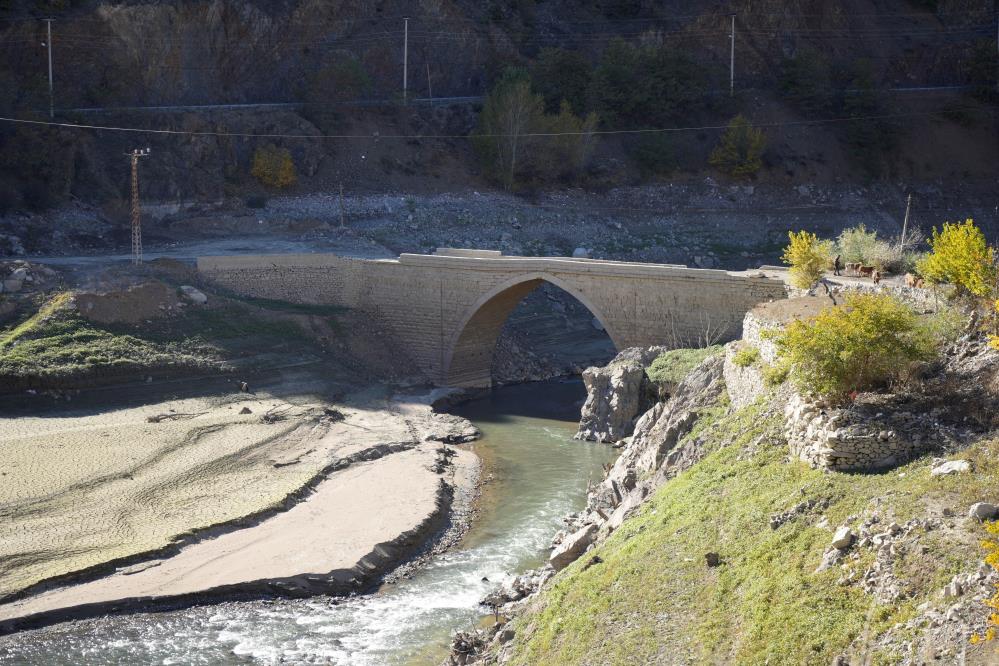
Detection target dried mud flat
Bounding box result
[0,381,479,633]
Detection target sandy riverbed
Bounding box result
[0,381,479,632]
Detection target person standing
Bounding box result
[833,254,842,276]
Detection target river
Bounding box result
[0,379,615,665]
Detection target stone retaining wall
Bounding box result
[784,393,944,471]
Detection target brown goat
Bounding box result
[858,265,875,278]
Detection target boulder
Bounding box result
[930,460,972,477]
[571,247,590,258]
[576,347,664,443]
[550,523,597,570]
[968,502,998,521]
[179,285,208,305]
[831,526,855,550]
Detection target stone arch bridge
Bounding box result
[198,249,788,388]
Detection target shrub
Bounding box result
[970,520,999,646]
[731,345,760,368]
[762,362,789,387]
[782,230,833,289]
[836,224,880,265]
[535,101,599,182]
[917,219,996,298]
[251,145,296,189]
[709,115,766,178]
[772,293,937,402]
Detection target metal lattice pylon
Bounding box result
[127,148,150,265]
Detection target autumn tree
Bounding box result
[709,115,767,177]
[475,70,544,190]
[251,145,296,189]
[782,230,833,289]
[918,219,996,298]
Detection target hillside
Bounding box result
[0,0,995,213]
[503,400,999,664]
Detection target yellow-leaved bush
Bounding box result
[770,293,936,402]
[917,219,995,297]
[251,144,297,189]
[971,520,999,648]
[782,230,833,289]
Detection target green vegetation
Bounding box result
[532,48,591,115]
[646,345,722,387]
[587,38,709,129]
[772,293,936,402]
[475,68,597,189]
[709,115,767,178]
[251,144,297,189]
[836,223,880,265]
[917,219,996,298]
[731,345,760,368]
[0,293,219,385]
[971,521,999,646]
[782,230,833,289]
[507,400,999,665]
[0,291,319,389]
[835,224,919,274]
[779,49,834,114]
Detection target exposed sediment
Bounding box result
[0,383,481,635]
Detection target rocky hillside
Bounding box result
[0,0,995,212]
[456,297,999,665]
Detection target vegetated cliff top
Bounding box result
[0,0,995,210]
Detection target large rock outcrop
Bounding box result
[588,353,725,528]
[574,347,665,443]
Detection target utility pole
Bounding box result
[729,14,736,97]
[127,148,151,265]
[899,193,912,250]
[43,18,53,117]
[426,62,433,100]
[403,17,409,105]
[339,181,345,228]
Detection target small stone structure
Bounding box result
[199,250,787,387]
[784,393,948,471]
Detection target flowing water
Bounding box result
[0,379,615,665]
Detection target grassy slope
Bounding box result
[0,291,317,387]
[507,399,999,665]
[646,345,723,386]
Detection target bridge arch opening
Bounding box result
[444,273,621,388]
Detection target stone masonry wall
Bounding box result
[784,393,947,472]
[198,252,788,387]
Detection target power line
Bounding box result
[0,106,990,140]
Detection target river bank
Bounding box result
[0,378,615,664]
[0,372,481,635]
